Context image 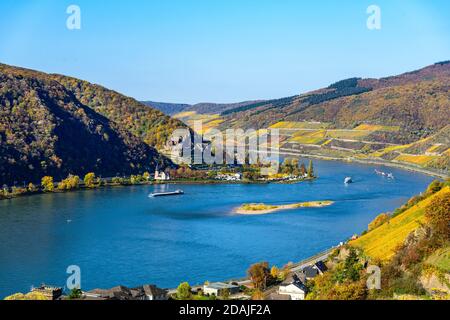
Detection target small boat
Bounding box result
[344,177,353,184]
[387,173,394,179]
[149,190,184,198]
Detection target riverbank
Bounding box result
[235,201,334,215]
[273,148,449,179]
[0,176,317,202]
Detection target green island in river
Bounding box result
[235,201,334,215]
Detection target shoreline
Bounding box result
[0,177,315,202]
[273,148,449,179]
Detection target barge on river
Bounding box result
[149,190,184,198]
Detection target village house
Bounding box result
[278,278,308,300]
[300,260,328,280]
[203,282,240,296]
[155,167,170,181]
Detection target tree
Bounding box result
[221,288,230,300]
[300,163,307,176]
[426,180,443,195]
[41,176,54,192]
[425,191,450,241]
[307,160,315,178]
[84,173,96,188]
[248,262,270,290]
[368,213,390,231]
[251,289,265,300]
[68,288,83,300]
[176,282,192,300]
[342,248,362,282]
[270,266,280,280]
[27,183,38,192]
[143,172,151,181]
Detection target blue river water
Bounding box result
[0,160,433,297]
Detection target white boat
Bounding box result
[344,177,353,184]
[149,190,184,198]
[387,173,394,179]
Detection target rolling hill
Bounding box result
[0,63,182,186]
[219,61,450,134]
[199,61,450,175]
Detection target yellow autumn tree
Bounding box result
[41,176,54,192]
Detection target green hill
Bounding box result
[0,63,181,186]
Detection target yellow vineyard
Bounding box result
[174,111,224,134]
[395,154,437,166]
[354,124,400,132]
[351,187,450,261]
[269,121,330,129]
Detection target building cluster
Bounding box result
[28,284,168,300]
[267,173,309,182]
[31,285,63,300]
[84,284,168,300]
[215,173,243,181]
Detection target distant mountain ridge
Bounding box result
[218,61,450,137]
[142,100,266,116]
[0,63,181,186]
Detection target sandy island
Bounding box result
[235,201,334,215]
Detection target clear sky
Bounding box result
[0,0,449,104]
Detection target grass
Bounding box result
[241,203,278,211]
[237,201,334,214]
[351,187,450,261]
[395,154,438,166]
[426,144,443,154]
[269,121,330,129]
[289,130,327,144]
[369,144,410,157]
[426,247,450,271]
[325,130,372,140]
[354,124,400,132]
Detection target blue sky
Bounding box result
[0,0,449,104]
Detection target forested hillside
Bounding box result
[0,64,179,186]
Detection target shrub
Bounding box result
[83,173,96,188]
[425,191,450,241]
[27,183,38,192]
[176,282,192,300]
[368,213,390,231]
[41,176,54,192]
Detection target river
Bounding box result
[0,159,433,297]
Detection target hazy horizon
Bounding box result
[1,0,449,104]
